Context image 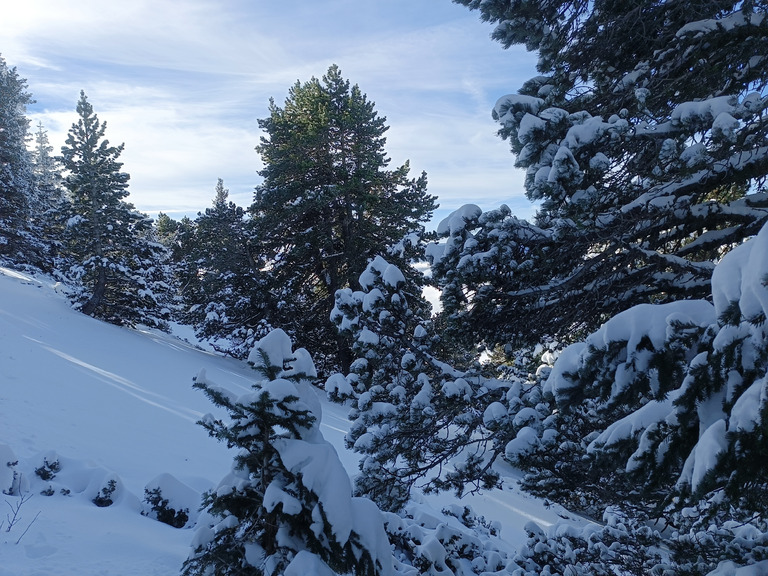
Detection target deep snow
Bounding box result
[0,267,567,575]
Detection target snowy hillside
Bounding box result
[0,267,567,576]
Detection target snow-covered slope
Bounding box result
[0,267,565,575]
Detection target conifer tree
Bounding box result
[252,65,436,374]
[0,54,37,266]
[506,224,768,575]
[184,329,391,576]
[31,121,62,192]
[443,1,768,348]
[331,257,502,511]
[181,179,268,357]
[28,121,68,268]
[60,91,170,328]
[154,212,179,246]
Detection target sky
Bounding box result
[2,0,539,226]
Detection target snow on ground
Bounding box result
[0,267,567,575]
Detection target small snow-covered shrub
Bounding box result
[141,473,199,529]
[92,478,117,507]
[142,487,189,528]
[34,454,61,481]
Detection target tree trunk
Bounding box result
[81,265,107,317]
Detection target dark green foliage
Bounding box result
[383,504,509,576]
[667,489,768,575]
[511,510,663,576]
[28,122,68,270]
[182,180,268,357]
[511,302,716,517]
[505,227,768,574]
[252,64,436,374]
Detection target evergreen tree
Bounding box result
[155,212,195,280]
[506,223,768,575]
[31,121,62,192]
[0,54,37,266]
[443,1,768,348]
[29,121,68,268]
[60,91,170,328]
[182,179,268,357]
[154,212,179,246]
[330,257,503,511]
[184,329,391,576]
[252,65,436,374]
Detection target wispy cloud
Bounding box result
[4,0,537,222]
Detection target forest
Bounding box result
[1,1,768,575]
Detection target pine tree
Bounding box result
[28,121,68,269]
[331,257,502,511]
[31,121,62,192]
[183,329,391,576]
[442,1,768,348]
[508,222,768,574]
[252,64,436,374]
[180,179,268,357]
[60,91,170,328]
[0,54,37,266]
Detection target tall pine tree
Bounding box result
[185,179,268,357]
[60,91,170,328]
[252,65,436,374]
[442,1,768,348]
[0,54,38,267]
[29,121,68,268]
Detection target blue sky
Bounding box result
[3,0,538,225]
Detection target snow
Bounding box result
[675,9,766,37]
[324,372,355,398]
[274,439,355,541]
[0,266,569,575]
[671,96,736,127]
[483,401,508,426]
[517,113,546,145]
[712,112,740,142]
[706,560,768,576]
[588,300,716,352]
[678,419,728,493]
[247,326,293,368]
[492,94,545,124]
[590,392,679,455]
[284,550,337,576]
[730,377,766,433]
[435,204,481,236]
[382,263,406,288]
